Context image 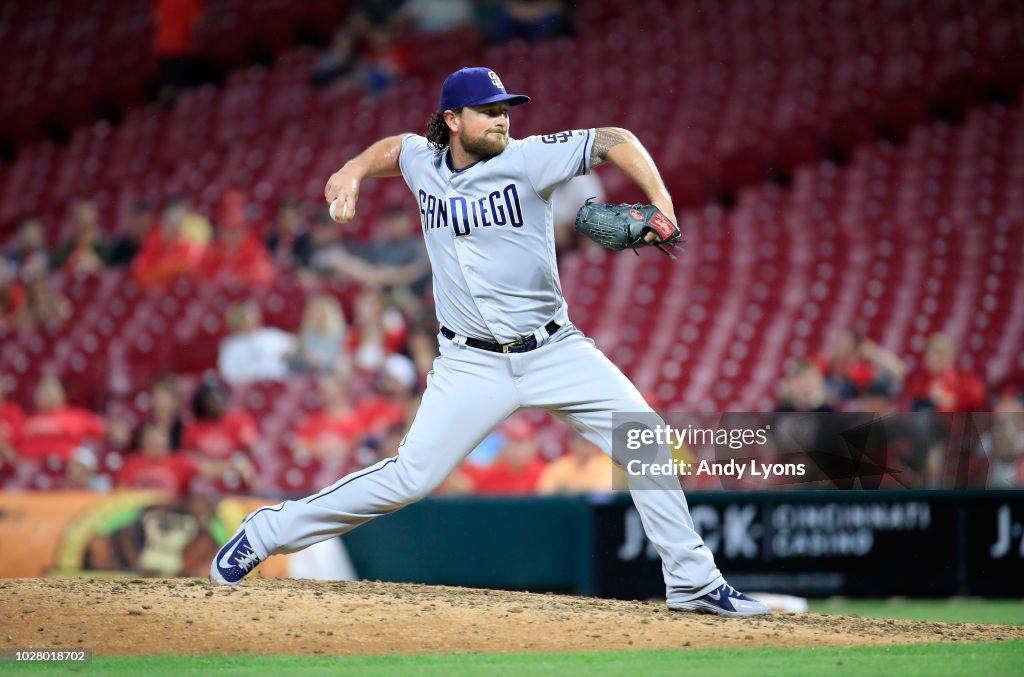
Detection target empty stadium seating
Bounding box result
[2,0,1023,492]
[0,0,349,149]
[4,0,1022,241]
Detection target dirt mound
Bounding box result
[3,578,1021,656]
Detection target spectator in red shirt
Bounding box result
[153,0,204,58]
[153,0,206,101]
[293,376,364,463]
[362,27,414,96]
[814,328,907,406]
[18,376,105,461]
[119,423,199,495]
[201,222,275,285]
[462,418,547,495]
[200,191,275,286]
[0,378,25,464]
[905,332,987,412]
[183,379,258,490]
[357,354,419,436]
[131,196,206,289]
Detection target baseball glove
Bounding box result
[574,201,683,259]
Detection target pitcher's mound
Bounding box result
[4,578,1022,656]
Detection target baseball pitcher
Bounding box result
[211,67,769,617]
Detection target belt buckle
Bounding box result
[502,338,524,353]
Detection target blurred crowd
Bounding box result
[0,0,612,500]
[308,0,574,95]
[0,182,628,498]
[1,0,1021,497]
[768,329,1024,489]
[1,185,1021,497]
[148,0,575,107]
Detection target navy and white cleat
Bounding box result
[668,582,771,617]
[210,527,263,586]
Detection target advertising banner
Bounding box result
[0,491,289,579]
[592,491,1024,598]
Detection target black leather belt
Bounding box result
[441,321,561,353]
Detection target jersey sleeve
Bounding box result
[521,129,596,199]
[398,134,432,191]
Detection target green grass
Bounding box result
[808,599,1024,626]
[5,600,1020,675]
[4,643,1023,676]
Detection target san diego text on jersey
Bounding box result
[417,184,525,235]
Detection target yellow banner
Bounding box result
[0,491,289,579]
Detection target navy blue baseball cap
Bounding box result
[439,67,530,111]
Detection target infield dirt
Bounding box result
[3,578,1022,656]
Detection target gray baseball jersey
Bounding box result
[220,126,726,606]
[398,130,594,343]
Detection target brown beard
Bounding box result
[461,130,508,158]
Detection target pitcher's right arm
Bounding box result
[324,134,409,223]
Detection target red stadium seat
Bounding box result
[2,0,1023,491]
